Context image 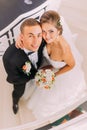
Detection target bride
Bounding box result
[16,10,87,119]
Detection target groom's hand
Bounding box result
[15,35,24,49]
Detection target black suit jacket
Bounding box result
[3,40,46,86]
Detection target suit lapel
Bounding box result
[20,49,36,71]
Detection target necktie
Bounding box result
[27,52,38,68]
[27,51,34,56]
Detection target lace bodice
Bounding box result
[43,46,66,68]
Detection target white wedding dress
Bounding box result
[26,44,87,119]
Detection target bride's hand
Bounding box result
[15,35,24,49]
[41,65,53,70]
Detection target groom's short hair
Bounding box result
[20,18,41,33]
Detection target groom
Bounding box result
[3,18,46,114]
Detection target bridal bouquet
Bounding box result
[35,69,55,89]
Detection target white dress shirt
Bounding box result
[24,48,38,68]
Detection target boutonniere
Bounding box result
[22,61,31,76]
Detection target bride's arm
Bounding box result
[55,43,75,76]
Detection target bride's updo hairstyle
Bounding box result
[40,10,63,35]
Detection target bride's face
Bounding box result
[41,23,59,44]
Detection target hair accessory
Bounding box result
[57,19,61,26]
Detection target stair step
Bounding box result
[19,99,36,125]
[0,59,21,129]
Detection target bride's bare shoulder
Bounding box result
[59,35,70,49]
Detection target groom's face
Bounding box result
[21,25,42,51]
